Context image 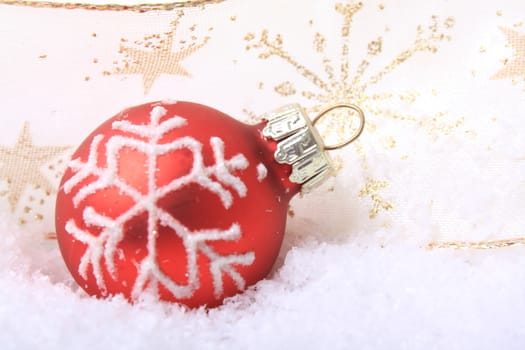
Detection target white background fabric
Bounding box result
[1,0,525,348]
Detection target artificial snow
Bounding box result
[1,0,525,348]
[1,214,524,350]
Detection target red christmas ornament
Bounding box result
[55,101,364,308]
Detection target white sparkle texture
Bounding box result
[256,163,268,182]
[62,105,255,300]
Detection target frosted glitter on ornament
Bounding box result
[256,163,268,182]
[55,101,350,307]
[59,105,256,301]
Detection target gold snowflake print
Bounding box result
[244,2,459,218]
[245,2,457,140]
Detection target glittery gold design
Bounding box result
[367,37,382,55]
[336,1,362,37]
[113,13,209,95]
[359,178,393,219]
[0,0,225,12]
[245,2,457,218]
[274,81,296,96]
[491,27,525,81]
[314,32,326,53]
[428,237,525,250]
[245,4,458,144]
[0,122,69,210]
[382,136,396,149]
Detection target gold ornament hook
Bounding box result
[312,103,366,151]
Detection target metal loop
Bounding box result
[312,103,366,150]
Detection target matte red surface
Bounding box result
[55,101,300,308]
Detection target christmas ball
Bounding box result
[55,101,339,307]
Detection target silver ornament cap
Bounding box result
[261,103,365,193]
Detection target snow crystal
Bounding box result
[1,215,525,349]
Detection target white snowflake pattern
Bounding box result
[62,105,255,300]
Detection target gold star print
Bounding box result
[0,122,69,210]
[114,16,209,95]
[492,27,525,80]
